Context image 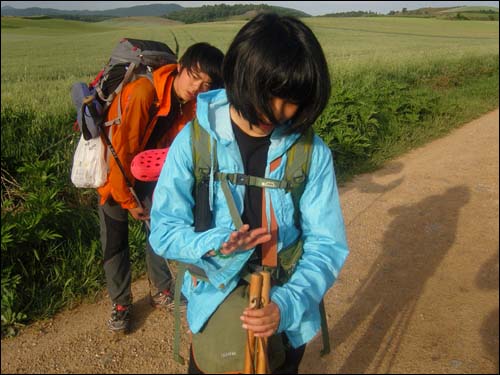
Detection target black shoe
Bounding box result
[107,303,131,333]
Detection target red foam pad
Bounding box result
[131,148,169,182]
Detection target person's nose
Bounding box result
[273,98,298,123]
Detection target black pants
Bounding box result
[98,196,172,305]
[187,334,306,374]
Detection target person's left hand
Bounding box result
[220,224,271,255]
[240,301,281,337]
[128,205,150,221]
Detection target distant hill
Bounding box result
[165,3,310,23]
[320,11,382,18]
[318,6,498,20]
[388,5,499,20]
[0,3,309,23]
[0,3,183,18]
[437,5,499,13]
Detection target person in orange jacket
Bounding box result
[97,42,224,333]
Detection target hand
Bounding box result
[240,301,281,338]
[128,206,150,221]
[220,224,271,256]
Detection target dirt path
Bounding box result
[2,110,498,374]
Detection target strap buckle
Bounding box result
[225,173,248,185]
[235,173,249,185]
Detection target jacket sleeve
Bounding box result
[149,123,244,289]
[106,79,155,209]
[270,136,350,334]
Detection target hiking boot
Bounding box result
[107,303,131,333]
[150,289,187,310]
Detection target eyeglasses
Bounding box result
[187,69,212,91]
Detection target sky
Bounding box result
[1,1,499,16]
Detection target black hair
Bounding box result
[180,42,225,89]
[223,13,331,134]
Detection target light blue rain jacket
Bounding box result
[150,89,349,348]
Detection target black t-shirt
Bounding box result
[145,84,181,151]
[231,120,271,260]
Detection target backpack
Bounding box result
[171,118,330,372]
[69,38,177,196]
[71,38,177,141]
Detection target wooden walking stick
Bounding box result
[256,271,271,374]
[244,273,263,374]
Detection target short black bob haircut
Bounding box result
[180,42,225,90]
[223,13,331,134]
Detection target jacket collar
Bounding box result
[196,89,301,161]
[153,64,178,117]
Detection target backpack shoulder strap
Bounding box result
[191,118,243,230]
[173,118,216,365]
[104,70,155,128]
[260,128,314,268]
[191,117,214,183]
[191,117,221,232]
[284,128,331,357]
[284,127,314,225]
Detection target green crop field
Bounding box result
[309,17,498,67]
[1,16,498,116]
[1,15,498,336]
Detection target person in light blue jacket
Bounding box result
[150,13,349,374]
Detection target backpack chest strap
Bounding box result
[216,172,289,190]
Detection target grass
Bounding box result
[1,15,498,336]
[313,54,499,181]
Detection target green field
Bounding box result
[1,16,498,336]
[1,16,498,112]
[1,16,498,116]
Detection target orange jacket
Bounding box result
[97,64,196,209]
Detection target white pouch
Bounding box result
[71,134,107,188]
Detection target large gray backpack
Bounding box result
[71,38,177,140]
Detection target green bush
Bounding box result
[315,55,498,182]
[0,105,147,336]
